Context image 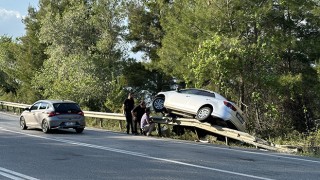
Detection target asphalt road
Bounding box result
[0,112,319,180]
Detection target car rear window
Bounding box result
[53,103,82,113]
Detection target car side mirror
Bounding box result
[24,107,30,111]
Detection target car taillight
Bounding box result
[48,111,56,117]
[224,101,237,111]
[78,111,84,116]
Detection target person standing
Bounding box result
[123,92,134,134]
[131,101,146,135]
[141,107,155,136]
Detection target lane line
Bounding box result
[0,171,24,180]
[0,167,39,180]
[0,127,274,180]
[163,139,320,164]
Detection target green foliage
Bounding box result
[190,34,244,95]
[28,0,126,111]
[158,0,320,137]
[104,75,127,113]
[32,54,103,104]
[125,0,164,60]
[1,0,320,142]
[0,36,20,95]
[272,130,320,157]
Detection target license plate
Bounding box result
[65,122,75,126]
[236,113,245,124]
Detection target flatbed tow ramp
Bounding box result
[151,116,299,154]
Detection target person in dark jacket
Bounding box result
[122,92,134,134]
[131,101,146,135]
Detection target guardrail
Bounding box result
[0,100,297,153]
[0,101,29,113]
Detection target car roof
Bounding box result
[178,88,227,100]
[34,100,77,104]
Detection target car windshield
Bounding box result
[53,103,81,113]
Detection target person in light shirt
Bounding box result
[140,107,155,136]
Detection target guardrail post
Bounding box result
[194,127,200,141]
[157,123,161,136]
[225,137,229,146]
[95,118,98,126]
[100,119,103,127]
[119,121,122,131]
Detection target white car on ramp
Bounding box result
[152,88,246,132]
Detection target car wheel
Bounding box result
[20,117,27,130]
[41,120,50,133]
[196,106,212,122]
[152,97,165,112]
[75,128,84,133]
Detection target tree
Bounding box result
[15,5,49,103]
[125,0,173,92]
[32,0,125,110]
[189,0,320,136]
[0,36,20,97]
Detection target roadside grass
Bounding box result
[271,130,320,158]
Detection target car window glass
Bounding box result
[53,103,81,113]
[39,103,48,110]
[180,89,197,95]
[179,89,188,94]
[30,103,40,110]
[187,89,197,95]
[197,90,215,98]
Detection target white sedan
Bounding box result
[152,88,246,132]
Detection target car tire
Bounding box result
[41,120,50,133]
[20,117,27,130]
[196,106,212,122]
[75,128,84,133]
[152,97,165,112]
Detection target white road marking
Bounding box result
[0,167,39,180]
[0,127,274,180]
[164,138,320,164]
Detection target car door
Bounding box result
[34,102,49,125]
[181,89,203,113]
[185,90,215,114]
[171,89,203,113]
[23,103,40,126]
[165,90,190,111]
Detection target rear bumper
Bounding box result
[50,121,85,129]
[212,112,246,132]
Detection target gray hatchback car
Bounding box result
[20,100,85,133]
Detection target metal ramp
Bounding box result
[151,116,298,153]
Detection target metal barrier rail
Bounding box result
[0,101,29,114]
[0,100,297,153]
[83,111,126,121]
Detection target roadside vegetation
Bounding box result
[0,0,319,156]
